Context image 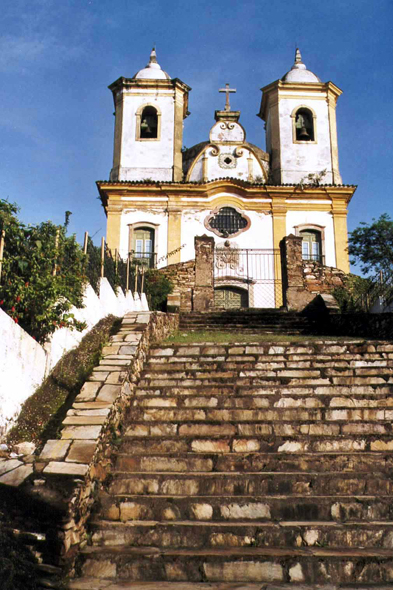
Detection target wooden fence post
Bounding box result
[100,237,105,278]
[0,229,5,284]
[52,228,60,277]
[83,232,88,255]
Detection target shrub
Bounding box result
[144,269,173,311]
[332,274,373,312]
[0,200,87,343]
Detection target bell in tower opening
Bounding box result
[295,108,314,141]
[140,106,158,139]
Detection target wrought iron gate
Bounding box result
[214,247,283,309]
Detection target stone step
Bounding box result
[124,420,393,443]
[114,452,393,474]
[130,395,393,411]
[134,384,393,397]
[144,359,393,371]
[98,493,393,523]
[108,472,393,497]
[125,406,393,423]
[88,519,393,550]
[67,581,393,590]
[137,377,392,388]
[78,545,393,584]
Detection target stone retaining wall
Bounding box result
[303,260,346,293]
[158,259,195,311]
[0,311,179,575]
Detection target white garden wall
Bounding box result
[0,279,148,440]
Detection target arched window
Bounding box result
[295,107,314,142]
[300,229,322,262]
[133,227,155,267]
[140,106,158,139]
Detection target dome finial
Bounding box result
[295,47,303,65]
[149,47,158,65]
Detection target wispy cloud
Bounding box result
[0,0,95,73]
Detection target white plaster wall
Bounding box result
[286,210,336,267]
[119,208,168,264]
[0,308,47,438]
[118,90,175,180]
[181,205,274,262]
[189,147,264,182]
[0,281,139,440]
[278,94,333,184]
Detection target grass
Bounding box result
[7,315,121,450]
[163,330,359,344]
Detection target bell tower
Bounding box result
[109,49,190,182]
[259,49,342,185]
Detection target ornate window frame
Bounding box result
[135,103,162,142]
[204,205,251,239]
[291,105,317,144]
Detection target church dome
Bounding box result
[134,48,171,80]
[282,48,321,83]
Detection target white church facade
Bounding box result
[97,48,355,308]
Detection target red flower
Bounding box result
[16,296,21,302]
[25,282,29,287]
[0,300,4,305]
[14,317,18,324]
[11,306,15,312]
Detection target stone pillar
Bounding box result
[167,206,182,264]
[193,235,214,311]
[281,234,314,311]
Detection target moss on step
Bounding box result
[7,316,122,449]
[163,330,353,344]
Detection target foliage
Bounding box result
[0,200,87,343]
[7,316,120,447]
[332,274,373,312]
[348,214,393,276]
[144,270,173,311]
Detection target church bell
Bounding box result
[298,126,310,140]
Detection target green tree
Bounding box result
[0,200,87,343]
[348,214,393,276]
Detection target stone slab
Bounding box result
[0,458,23,475]
[44,461,89,476]
[76,381,101,401]
[68,582,334,590]
[66,440,96,464]
[0,464,33,486]
[63,415,106,425]
[73,403,111,410]
[96,384,122,402]
[61,425,102,439]
[40,439,72,461]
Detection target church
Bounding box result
[97,48,356,309]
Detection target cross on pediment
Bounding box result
[219,83,236,112]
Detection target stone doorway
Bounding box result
[214,286,248,309]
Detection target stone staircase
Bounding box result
[179,310,317,334]
[72,338,393,587]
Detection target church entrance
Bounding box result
[214,286,248,309]
[214,246,283,308]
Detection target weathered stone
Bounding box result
[0,458,23,475]
[66,441,96,464]
[61,425,102,439]
[191,440,230,453]
[77,381,101,401]
[203,561,283,582]
[190,503,213,520]
[0,464,33,486]
[40,439,72,461]
[96,384,122,402]
[44,461,88,476]
[220,503,271,520]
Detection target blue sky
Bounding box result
[1,0,392,270]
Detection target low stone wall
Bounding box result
[10,311,178,574]
[158,259,195,311]
[303,260,346,293]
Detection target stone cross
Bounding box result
[219,83,236,112]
